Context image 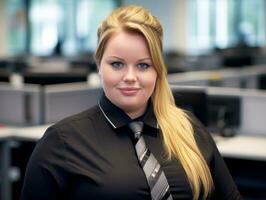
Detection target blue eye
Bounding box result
[137,63,150,70]
[111,61,124,69]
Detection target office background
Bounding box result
[0,0,266,200]
[0,0,266,58]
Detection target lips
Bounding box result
[119,87,140,96]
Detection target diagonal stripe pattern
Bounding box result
[129,121,173,200]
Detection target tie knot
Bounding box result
[129,121,144,139]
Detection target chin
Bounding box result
[118,102,138,109]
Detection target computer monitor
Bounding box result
[24,72,87,85]
[258,74,266,90]
[0,83,42,126]
[43,83,102,124]
[206,93,241,137]
[170,85,208,125]
[207,96,240,128]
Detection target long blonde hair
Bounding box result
[94,5,213,199]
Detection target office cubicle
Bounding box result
[207,93,241,137]
[0,82,103,200]
[207,87,266,136]
[169,83,266,198]
[0,82,42,126]
[168,65,266,90]
[0,83,42,200]
[206,87,266,199]
[43,82,102,124]
[0,81,103,126]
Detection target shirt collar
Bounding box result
[98,94,158,130]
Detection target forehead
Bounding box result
[103,30,151,58]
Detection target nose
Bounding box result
[123,66,137,82]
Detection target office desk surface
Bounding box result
[0,125,50,141]
[1,125,266,161]
[214,134,266,161]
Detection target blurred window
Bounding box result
[5,0,27,55]
[29,0,117,56]
[188,0,266,54]
[74,0,116,55]
[29,0,62,56]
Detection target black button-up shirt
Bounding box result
[21,94,241,200]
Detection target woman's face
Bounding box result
[98,31,157,119]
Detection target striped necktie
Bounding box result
[129,121,173,200]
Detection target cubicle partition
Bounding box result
[207,87,266,136]
[0,82,42,126]
[0,83,42,200]
[168,65,266,89]
[0,82,103,126]
[43,82,102,124]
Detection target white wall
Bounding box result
[0,0,8,56]
[122,0,188,53]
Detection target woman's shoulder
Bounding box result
[50,104,100,129]
[40,104,101,145]
[34,104,101,154]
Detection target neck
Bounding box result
[125,105,147,119]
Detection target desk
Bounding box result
[1,126,266,200]
[214,135,266,161]
[214,134,266,199]
[0,125,48,140]
[0,125,49,200]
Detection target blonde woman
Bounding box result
[21,5,241,200]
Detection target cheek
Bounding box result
[139,74,157,97]
[146,72,157,89]
[99,67,120,87]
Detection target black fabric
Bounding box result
[21,94,242,200]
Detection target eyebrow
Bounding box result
[108,56,124,61]
[108,56,152,62]
[138,58,152,62]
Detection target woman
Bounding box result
[21,5,241,200]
